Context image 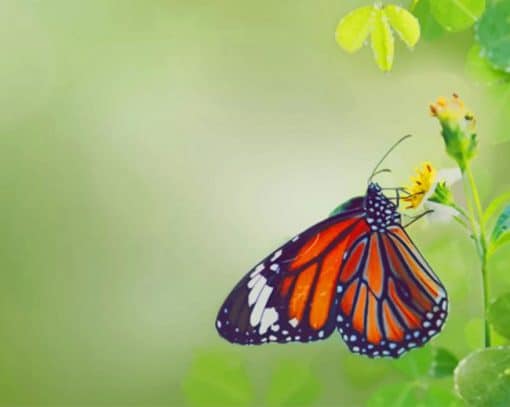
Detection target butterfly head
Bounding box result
[365,182,401,231]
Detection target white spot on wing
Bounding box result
[250,263,265,278]
[271,250,282,261]
[289,318,298,327]
[250,285,273,327]
[248,276,266,306]
[270,264,280,272]
[259,307,279,335]
[247,274,262,289]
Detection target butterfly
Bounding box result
[215,138,448,358]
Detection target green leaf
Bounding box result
[429,348,459,378]
[484,191,510,224]
[489,293,510,340]
[391,347,433,379]
[366,382,416,407]
[182,351,254,407]
[466,44,510,86]
[335,6,376,53]
[367,382,461,407]
[420,385,463,407]
[429,0,486,32]
[412,0,445,41]
[371,7,395,72]
[491,204,510,246]
[454,347,510,406]
[494,233,510,251]
[265,361,320,407]
[385,5,420,48]
[476,1,510,72]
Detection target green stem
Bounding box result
[451,203,471,225]
[481,251,491,348]
[464,164,491,348]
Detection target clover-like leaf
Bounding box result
[454,347,510,406]
[371,7,395,72]
[420,385,462,406]
[466,44,510,86]
[476,1,510,72]
[391,346,433,378]
[367,382,460,407]
[412,0,445,41]
[265,361,321,407]
[182,351,254,407]
[491,204,510,249]
[384,5,420,48]
[336,6,376,53]
[335,4,421,72]
[366,382,415,407]
[430,0,485,32]
[489,293,510,340]
[429,347,459,378]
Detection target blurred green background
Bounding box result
[1,0,509,406]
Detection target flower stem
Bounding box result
[464,164,491,348]
[481,251,491,347]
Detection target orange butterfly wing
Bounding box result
[216,209,369,344]
[217,182,448,358]
[336,225,447,358]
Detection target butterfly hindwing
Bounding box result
[335,225,447,358]
[215,208,368,345]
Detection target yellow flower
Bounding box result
[403,162,436,209]
[430,93,478,171]
[430,93,476,133]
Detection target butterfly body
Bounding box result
[216,182,447,358]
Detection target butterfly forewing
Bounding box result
[215,208,366,345]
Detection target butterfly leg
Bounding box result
[403,209,434,228]
[384,187,411,207]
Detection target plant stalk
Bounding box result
[464,164,491,348]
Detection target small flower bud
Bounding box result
[428,181,455,206]
[430,94,478,171]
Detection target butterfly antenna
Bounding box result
[368,134,412,184]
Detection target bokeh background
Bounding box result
[1,0,509,405]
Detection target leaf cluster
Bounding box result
[182,351,321,407]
